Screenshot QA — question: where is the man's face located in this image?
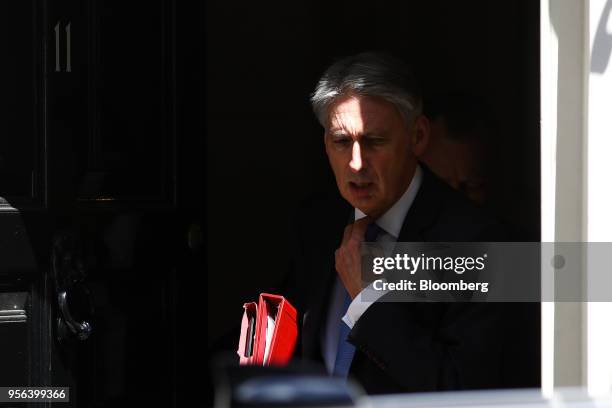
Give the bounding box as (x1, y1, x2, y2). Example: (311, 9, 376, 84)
(324, 94, 428, 218)
(421, 118, 488, 205)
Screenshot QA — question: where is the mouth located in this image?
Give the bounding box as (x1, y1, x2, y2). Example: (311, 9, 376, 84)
(348, 181, 374, 198)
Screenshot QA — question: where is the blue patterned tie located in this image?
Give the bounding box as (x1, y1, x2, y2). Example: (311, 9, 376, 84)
(333, 222, 382, 377)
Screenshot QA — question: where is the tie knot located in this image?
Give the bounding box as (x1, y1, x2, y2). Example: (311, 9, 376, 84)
(365, 222, 382, 242)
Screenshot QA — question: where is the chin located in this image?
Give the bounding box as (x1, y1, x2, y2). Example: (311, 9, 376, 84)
(349, 198, 379, 216)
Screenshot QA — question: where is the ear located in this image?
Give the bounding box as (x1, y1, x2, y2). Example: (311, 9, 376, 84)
(410, 115, 430, 157)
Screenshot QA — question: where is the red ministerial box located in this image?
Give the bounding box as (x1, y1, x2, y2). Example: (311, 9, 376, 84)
(237, 293, 298, 366)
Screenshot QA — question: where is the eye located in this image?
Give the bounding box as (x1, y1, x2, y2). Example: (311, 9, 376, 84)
(363, 137, 387, 146)
(332, 137, 351, 145)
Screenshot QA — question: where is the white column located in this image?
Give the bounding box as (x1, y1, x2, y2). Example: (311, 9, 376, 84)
(541, 0, 589, 394)
(540, 0, 558, 395)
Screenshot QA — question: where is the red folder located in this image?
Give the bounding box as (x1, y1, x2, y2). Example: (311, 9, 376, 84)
(237, 293, 298, 366)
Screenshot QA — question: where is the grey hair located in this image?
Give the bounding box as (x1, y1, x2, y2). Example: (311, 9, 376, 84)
(310, 52, 423, 127)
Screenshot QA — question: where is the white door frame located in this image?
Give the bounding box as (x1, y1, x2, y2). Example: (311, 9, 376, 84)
(541, 0, 612, 396)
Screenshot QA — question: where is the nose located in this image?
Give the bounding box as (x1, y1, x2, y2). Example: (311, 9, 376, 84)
(349, 141, 363, 172)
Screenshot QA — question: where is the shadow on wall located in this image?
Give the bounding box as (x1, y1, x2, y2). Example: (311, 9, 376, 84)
(591, 0, 612, 73)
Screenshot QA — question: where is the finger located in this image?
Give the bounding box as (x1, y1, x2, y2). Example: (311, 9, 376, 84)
(335, 249, 349, 280)
(350, 216, 371, 242)
(341, 223, 353, 246)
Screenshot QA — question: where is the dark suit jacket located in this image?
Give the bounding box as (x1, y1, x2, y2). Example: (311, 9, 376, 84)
(284, 165, 539, 394)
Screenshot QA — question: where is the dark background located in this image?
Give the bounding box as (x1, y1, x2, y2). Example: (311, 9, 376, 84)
(1, 0, 203, 406)
(0, 0, 539, 406)
(206, 0, 540, 351)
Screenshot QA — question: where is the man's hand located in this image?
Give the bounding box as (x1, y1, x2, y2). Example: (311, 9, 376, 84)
(335, 217, 372, 299)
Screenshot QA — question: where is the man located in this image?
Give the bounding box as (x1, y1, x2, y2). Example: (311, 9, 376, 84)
(284, 52, 538, 394)
(421, 91, 491, 205)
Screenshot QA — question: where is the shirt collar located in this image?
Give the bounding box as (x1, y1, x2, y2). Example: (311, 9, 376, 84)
(354, 164, 423, 238)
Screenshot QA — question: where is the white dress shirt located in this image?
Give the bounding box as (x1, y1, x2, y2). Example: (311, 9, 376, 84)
(321, 165, 423, 373)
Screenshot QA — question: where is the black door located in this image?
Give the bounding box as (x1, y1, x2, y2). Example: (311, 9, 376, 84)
(0, 1, 203, 406)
